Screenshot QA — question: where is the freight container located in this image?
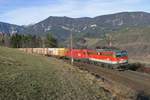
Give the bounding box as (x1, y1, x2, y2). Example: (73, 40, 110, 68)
(18, 48, 26, 52)
(33, 48, 48, 55)
(18, 48, 68, 57)
(48, 48, 68, 57)
(26, 48, 33, 54)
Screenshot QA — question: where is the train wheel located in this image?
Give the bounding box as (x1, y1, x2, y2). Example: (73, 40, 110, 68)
(101, 63, 104, 67)
(112, 64, 119, 69)
(106, 64, 113, 69)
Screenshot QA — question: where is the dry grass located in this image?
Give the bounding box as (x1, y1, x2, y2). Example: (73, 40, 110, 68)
(0, 47, 112, 100)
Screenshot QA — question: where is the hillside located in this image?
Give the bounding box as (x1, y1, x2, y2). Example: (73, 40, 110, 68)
(0, 47, 112, 100)
(111, 27, 150, 62)
(80, 26, 150, 64)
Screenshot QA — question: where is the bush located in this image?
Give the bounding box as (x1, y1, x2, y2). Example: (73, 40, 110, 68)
(128, 62, 145, 71)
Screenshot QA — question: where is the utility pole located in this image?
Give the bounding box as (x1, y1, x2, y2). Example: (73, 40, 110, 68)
(108, 35, 112, 47)
(70, 29, 74, 65)
(105, 34, 112, 47)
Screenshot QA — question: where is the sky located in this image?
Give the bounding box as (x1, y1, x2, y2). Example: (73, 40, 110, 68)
(0, 0, 150, 25)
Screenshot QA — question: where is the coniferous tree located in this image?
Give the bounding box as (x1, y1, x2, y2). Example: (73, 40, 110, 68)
(11, 34, 22, 48)
(45, 33, 57, 47)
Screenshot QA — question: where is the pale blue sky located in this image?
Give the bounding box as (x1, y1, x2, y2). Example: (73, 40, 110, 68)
(0, 0, 150, 25)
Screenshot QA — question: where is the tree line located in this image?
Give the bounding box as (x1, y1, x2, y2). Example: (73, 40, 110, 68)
(0, 33, 58, 48)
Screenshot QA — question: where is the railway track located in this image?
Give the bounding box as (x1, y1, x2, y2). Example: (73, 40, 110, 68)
(63, 59, 150, 99)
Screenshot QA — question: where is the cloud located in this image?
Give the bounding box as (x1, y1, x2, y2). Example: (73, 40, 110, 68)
(0, 0, 149, 25)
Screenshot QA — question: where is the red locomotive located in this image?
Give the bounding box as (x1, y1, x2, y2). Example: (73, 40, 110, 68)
(65, 48, 128, 69)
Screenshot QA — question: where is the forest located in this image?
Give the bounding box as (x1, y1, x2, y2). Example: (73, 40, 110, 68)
(0, 33, 58, 48)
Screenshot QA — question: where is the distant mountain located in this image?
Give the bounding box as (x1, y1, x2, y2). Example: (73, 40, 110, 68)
(1, 12, 150, 41)
(0, 22, 24, 34)
(19, 12, 150, 40)
(1, 12, 150, 37)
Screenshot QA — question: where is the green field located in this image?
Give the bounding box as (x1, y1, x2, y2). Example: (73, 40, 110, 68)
(0, 47, 111, 100)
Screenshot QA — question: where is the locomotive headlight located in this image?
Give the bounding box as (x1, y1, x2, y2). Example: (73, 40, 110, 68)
(107, 58, 110, 60)
(78, 53, 81, 56)
(119, 59, 127, 63)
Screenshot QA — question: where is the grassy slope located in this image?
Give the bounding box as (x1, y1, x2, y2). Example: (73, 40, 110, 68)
(0, 47, 111, 100)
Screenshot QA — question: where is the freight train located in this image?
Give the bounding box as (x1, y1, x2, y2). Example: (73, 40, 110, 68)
(18, 48, 128, 69)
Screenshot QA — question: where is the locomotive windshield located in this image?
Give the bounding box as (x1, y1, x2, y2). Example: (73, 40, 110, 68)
(116, 51, 127, 57)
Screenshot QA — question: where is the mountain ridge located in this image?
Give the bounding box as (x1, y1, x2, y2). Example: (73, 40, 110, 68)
(1, 11, 150, 41)
(1, 11, 150, 34)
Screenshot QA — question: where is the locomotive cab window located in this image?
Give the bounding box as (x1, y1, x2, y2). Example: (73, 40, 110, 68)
(116, 51, 127, 58)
